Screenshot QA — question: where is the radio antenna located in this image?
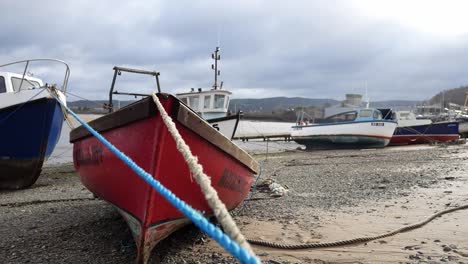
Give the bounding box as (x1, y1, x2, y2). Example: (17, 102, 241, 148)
(211, 46, 221, 90)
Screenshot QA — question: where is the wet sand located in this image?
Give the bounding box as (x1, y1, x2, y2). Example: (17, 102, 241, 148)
(1, 143, 467, 263)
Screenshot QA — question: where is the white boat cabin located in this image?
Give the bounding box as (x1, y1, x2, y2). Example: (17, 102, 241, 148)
(176, 88, 231, 120)
(0, 72, 43, 94)
(0, 72, 45, 108)
(392, 111, 431, 127)
(322, 108, 384, 123)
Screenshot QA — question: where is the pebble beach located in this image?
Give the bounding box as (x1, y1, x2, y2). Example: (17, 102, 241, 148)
(1, 138, 468, 263)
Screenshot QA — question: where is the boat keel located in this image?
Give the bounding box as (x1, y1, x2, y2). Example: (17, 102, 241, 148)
(0, 158, 44, 189)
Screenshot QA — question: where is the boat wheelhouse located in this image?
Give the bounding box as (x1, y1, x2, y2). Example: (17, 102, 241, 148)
(176, 47, 240, 140)
(176, 88, 231, 120)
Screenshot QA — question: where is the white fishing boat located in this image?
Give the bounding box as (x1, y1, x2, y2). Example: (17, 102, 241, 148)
(291, 108, 397, 149)
(176, 47, 240, 139)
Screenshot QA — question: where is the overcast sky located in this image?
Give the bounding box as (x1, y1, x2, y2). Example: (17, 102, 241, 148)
(1, 0, 468, 101)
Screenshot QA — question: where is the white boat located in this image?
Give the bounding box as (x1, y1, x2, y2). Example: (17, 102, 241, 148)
(459, 121, 468, 137)
(391, 111, 431, 127)
(291, 108, 397, 149)
(176, 47, 240, 139)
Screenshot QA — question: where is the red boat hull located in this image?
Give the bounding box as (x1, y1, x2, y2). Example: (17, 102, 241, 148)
(70, 94, 257, 263)
(390, 134, 460, 145)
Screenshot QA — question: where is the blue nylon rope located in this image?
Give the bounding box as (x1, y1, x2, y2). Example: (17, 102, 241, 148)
(53, 95, 259, 264)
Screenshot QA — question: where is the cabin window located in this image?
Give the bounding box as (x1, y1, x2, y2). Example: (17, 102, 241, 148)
(0, 76, 6, 93)
(188, 96, 199, 110)
(325, 111, 357, 123)
(11, 77, 40, 91)
(214, 94, 225, 109)
(373, 111, 382, 119)
(399, 112, 410, 119)
(204, 95, 211, 109)
(359, 109, 373, 117)
(180, 97, 188, 104)
(225, 96, 230, 108)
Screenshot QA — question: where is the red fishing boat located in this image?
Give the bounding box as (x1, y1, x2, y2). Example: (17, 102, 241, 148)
(69, 67, 258, 263)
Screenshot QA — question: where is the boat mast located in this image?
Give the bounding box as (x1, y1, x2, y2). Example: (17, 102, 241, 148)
(464, 92, 468, 113)
(365, 81, 370, 108)
(212, 47, 221, 90)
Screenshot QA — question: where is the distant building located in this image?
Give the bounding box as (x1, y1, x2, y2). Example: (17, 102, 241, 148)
(324, 94, 365, 118)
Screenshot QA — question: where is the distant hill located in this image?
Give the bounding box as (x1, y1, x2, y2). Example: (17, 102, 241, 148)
(429, 86, 468, 106)
(68, 97, 422, 114)
(229, 97, 421, 112)
(69, 100, 135, 109)
(229, 97, 339, 112)
(369, 100, 421, 108)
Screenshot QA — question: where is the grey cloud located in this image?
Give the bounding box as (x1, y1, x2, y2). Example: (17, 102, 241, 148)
(1, 0, 467, 101)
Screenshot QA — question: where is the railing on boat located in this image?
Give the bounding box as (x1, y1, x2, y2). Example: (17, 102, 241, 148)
(107, 66, 161, 113)
(0, 58, 71, 92)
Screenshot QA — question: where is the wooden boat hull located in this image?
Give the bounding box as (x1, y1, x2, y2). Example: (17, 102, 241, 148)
(291, 120, 397, 150)
(390, 121, 460, 145)
(70, 94, 257, 263)
(0, 97, 64, 189)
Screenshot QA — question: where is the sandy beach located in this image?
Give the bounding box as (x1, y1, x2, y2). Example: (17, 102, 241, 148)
(1, 143, 468, 263)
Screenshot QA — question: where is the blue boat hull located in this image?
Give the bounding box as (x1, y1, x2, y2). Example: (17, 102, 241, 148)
(0, 98, 64, 189)
(390, 122, 459, 145)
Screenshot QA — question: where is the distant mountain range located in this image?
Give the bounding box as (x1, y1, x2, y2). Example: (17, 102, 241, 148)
(429, 85, 468, 106)
(228, 97, 339, 112)
(228, 97, 421, 112)
(70, 85, 468, 114)
(69, 97, 422, 113)
(69, 100, 134, 112)
(368, 100, 422, 108)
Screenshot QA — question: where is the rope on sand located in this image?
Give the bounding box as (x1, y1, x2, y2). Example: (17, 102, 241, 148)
(247, 204, 468, 249)
(151, 93, 256, 256)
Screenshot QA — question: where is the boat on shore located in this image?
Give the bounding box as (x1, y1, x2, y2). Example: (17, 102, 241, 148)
(70, 66, 258, 263)
(176, 47, 240, 140)
(459, 120, 468, 138)
(378, 109, 460, 145)
(0, 59, 69, 189)
(291, 108, 397, 149)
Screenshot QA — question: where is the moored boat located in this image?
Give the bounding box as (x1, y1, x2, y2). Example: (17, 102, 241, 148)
(291, 108, 397, 149)
(391, 122, 460, 145)
(70, 66, 258, 263)
(459, 120, 468, 138)
(0, 59, 69, 189)
(378, 109, 460, 145)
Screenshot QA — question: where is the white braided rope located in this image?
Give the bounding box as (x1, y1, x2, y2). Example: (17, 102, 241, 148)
(152, 93, 256, 256)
